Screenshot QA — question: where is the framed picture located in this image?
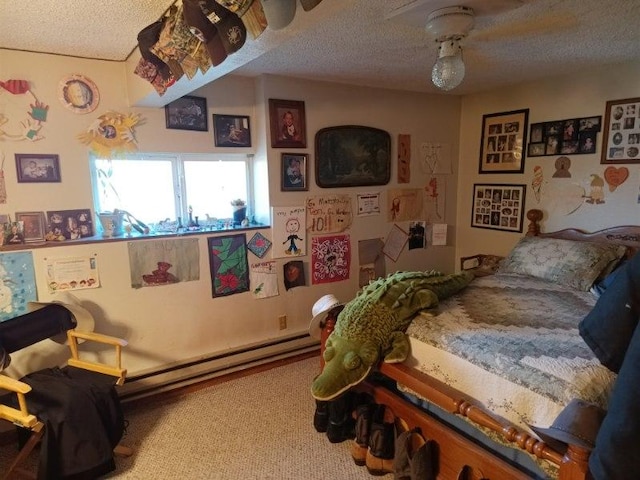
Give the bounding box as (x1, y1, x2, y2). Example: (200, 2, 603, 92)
(281, 153, 308, 191)
(479, 109, 529, 174)
(2, 221, 25, 245)
(45, 209, 93, 241)
(57, 74, 100, 114)
(15, 211, 46, 243)
(164, 95, 208, 131)
(471, 184, 526, 233)
(601, 97, 640, 164)
(528, 116, 601, 157)
(213, 114, 251, 147)
(268, 98, 306, 148)
(315, 125, 391, 188)
(15, 154, 61, 183)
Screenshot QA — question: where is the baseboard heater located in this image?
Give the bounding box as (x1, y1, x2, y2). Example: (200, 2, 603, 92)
(118, 333, 319, 403)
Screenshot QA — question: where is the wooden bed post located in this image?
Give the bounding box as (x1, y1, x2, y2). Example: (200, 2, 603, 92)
(526, 208, 543, 236)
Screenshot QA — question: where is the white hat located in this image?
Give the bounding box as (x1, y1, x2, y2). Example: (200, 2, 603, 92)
(309, 294, 343, 340)
(262, 0, 296, 30)
(28, 292, 95, 344)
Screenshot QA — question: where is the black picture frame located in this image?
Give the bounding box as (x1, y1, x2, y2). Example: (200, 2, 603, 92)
(471, 184, 527, 233)
(281, 153, 308, 191)
(528, 116, 601, 157)
(315, 125, 391, 188)
(268, 98, 307, 148)
(213, 114, 252, 147)
(15, 154, 61, 183)
(164, 95, 208, 131)
(479, 109, 529, 174)
(601, 97, 640, 164)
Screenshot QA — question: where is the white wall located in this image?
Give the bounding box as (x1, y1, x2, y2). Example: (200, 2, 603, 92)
(0, 49, 460, 378)
(456, 62, 640, 260)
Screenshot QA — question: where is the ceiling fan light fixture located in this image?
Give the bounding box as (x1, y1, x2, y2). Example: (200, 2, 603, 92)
(431, 39, 465, 91)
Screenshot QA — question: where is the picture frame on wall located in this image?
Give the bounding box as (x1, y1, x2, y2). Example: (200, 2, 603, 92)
(268, 98, 307, 148)
(527, 116, 601, 157)
(164, 95, 208, 132)
(471, 184, 527, 233)
(281, 153, 308, 191)
(212, 114, 251, 147)
(601, 97, 640, 164)
(15, 211, 46, 243)
(15, 154, 61, 183)
(479, 109, 529, 174)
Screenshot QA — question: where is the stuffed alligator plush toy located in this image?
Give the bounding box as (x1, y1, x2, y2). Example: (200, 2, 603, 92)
(311, 270, 474, 401)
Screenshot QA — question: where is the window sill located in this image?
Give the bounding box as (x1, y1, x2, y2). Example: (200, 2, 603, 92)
(0, 223, 270, 252)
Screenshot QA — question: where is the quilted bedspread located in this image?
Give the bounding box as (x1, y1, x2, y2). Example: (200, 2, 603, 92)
(402, 272, 616, 434)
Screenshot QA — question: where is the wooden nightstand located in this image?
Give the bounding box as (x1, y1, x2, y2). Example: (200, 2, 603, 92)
(460, 254, 504, 277)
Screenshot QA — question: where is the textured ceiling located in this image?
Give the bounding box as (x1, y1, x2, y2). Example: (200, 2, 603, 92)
(1, 0, 639, 96)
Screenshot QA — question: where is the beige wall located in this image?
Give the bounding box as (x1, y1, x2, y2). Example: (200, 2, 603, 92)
(456, 63, 640, 260)
(0, 49, 460, 378)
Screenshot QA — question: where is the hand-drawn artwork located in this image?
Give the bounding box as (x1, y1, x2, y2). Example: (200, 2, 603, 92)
(283, 260, 305, 290)
(128, 238, 200, 289)
(0, 251, 36, 321)
(77, 111, 142, 157)
(358, 239, 385, 287)
(585, 174, 606, 204)
(408, 221, 426, 250)
(250, 260, 278, 299)
(356, 193, 381, 216)
(544, 183, 585, 216)
(424, 176, 445, 222)
(208, 234, 249, 297)
(552, 156, 571, 178)
(306, 195, 352, 234)
(531, 165, 544, 203)
(603, 166, 629, 192)
(420, 142, 452, 174)
(382, 224, 408, 262)
(271, 206, 306, 259)
(2, 222, 25, 246)
(398, 134, 411, 183)
(311, 234, 351, 285)
(387, 188, 423, 222)
(247, 232, 272, 258)
(44, 255, 100, 293)
(0, 79, 49, 142)
(45, 209, 93, 241)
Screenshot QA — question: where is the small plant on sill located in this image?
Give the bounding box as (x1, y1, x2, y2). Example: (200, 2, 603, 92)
(230, 199, 246, 207)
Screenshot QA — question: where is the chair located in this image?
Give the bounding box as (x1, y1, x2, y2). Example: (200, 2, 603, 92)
(0, 302, 131, 479)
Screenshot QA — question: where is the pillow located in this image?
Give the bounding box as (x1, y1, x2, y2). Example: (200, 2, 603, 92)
(579, 252, 640, 373)
(497, 236, 627, 291)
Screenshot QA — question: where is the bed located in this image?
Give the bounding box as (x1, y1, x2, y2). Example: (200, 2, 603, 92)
(318, 209, 640, 480)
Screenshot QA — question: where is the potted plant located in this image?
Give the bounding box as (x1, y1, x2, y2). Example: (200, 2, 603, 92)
(230, 199, 247, 225)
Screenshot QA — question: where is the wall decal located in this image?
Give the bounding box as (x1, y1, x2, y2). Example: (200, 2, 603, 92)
(0, 79, 48, 141)
(77, 111, 142, 157)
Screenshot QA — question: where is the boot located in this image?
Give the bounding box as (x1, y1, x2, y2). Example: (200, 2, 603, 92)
(313, 400, 329, 433)
(365, 404, 395, 475)
(394, 427, 435, 480)
(350, 398, 375, 465)
(326, 392, 355, 443)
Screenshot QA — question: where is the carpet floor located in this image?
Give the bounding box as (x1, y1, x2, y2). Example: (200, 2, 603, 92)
(0, 356, 392, 479)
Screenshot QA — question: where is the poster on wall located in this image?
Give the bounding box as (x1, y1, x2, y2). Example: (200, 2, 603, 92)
(44, 254, 100, 293)
(271, 206, 306, 259)
(306, 194, 352, 234)
(128, 238, 200, 289)
(311, 234, 351, 285)
(208, 234, 249, 297)
(0, 251, 36, 321)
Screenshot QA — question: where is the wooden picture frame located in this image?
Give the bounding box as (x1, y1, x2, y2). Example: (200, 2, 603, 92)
(479, 109, 529, 174)
(471, 184, 526, 233)
(15, 211, 46, 243)
(268, 99, 306, 148)
(15, 154, 61, 183)
(601, 97, 640, 164)
(281, 153, 308, 191)
(213, 114, 251, 147)
(315, 125, 391, 188)
(165, 95, 208, 132)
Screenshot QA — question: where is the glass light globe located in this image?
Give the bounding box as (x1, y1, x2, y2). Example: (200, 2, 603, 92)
(431, 40, 465, 91)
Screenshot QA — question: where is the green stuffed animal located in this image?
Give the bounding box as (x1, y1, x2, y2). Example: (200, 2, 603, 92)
(311, 270, 473, 400)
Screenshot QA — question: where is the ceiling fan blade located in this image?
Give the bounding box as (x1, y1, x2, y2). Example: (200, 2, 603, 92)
(472, 11, 578, 41)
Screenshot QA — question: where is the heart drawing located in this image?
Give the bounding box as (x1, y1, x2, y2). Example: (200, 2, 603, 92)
(604, 166, 629, 192)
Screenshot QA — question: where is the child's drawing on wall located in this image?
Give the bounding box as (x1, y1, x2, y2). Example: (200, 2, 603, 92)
(271, 206, 306, 259)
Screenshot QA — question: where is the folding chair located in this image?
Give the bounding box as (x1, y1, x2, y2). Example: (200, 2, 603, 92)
(0, 303, 132, 479)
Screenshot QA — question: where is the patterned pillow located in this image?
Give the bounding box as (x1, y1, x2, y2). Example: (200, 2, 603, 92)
(498, 236, 628, 291)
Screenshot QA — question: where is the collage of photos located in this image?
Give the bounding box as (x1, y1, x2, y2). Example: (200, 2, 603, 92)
(528, 115, 601, 157)
(602, 98, 640, 163)
(45, 209, 94, 241)
(471, 184, 526, 233)
(479, 109, 528, 174)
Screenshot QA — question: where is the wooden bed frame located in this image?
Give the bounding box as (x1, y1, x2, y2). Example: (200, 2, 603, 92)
(319, 209, 640, 480)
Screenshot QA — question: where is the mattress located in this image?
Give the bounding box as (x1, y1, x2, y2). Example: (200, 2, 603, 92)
(401, 273, 616, 438)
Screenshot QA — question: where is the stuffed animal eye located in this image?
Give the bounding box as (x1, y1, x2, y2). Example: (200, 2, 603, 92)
(343, 351, 361, 370)
(323, 346, 335, 362)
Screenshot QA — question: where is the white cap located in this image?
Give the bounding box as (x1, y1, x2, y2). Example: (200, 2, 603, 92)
(308, 294, 342, 340)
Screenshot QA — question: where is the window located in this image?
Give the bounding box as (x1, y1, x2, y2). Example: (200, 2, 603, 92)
(91, 153, 252, 228)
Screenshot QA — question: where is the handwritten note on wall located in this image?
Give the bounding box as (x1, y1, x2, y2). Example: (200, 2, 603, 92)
(306, 194, 353, 234)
